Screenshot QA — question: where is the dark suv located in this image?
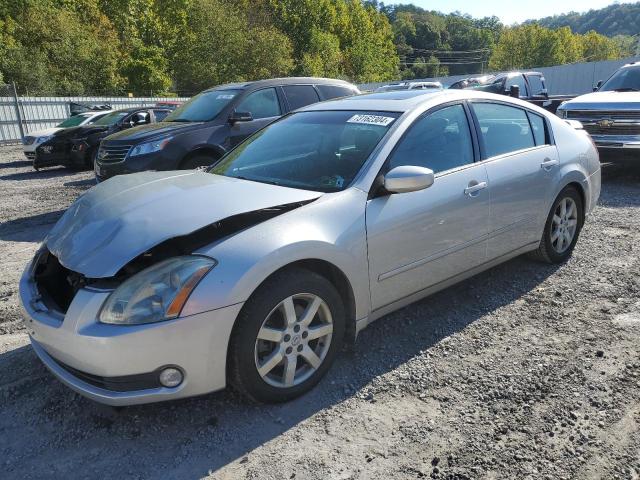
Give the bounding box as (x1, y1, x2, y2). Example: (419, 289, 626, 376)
(35, 107, 171, 170)
(95, 77, 360, 181)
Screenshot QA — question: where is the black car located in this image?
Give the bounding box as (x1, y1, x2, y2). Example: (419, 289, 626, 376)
(95, 77, 360, 181)
(35, 107, 172, 170)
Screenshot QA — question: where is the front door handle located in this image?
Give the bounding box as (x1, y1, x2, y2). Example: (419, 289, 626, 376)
(464, 181, 487, 196)
(541, 158, 559, 170)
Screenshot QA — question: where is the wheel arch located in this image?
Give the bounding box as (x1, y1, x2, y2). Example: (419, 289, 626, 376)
(235, 258, 358, 346)
(179, 145, 225, 168)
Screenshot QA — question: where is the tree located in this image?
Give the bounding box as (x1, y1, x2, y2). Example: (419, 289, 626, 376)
(0, 3, 123, 94)
(172, 0, 294, 93)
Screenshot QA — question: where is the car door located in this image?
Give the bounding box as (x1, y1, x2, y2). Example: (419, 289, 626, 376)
(366, 103, 491, 310)
(228, 87, 283, 148)
(470, 101, 559, 259)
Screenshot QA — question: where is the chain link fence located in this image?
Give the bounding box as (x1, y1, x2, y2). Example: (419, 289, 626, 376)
(0, 83, 190, 145)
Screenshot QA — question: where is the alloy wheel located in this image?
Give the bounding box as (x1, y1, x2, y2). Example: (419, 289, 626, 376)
(551, 197, 578, 254)
(254, 293, 333, 388)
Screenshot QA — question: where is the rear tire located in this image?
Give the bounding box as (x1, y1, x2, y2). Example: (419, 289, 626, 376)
(530, 186, 583, 264)
(228, 268, 345, 403)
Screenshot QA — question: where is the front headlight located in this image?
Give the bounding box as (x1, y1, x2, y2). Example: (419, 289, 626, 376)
(557, 103, 568, 119)
(36, 135, 52, 144)
(128, 137, 172, 157)
(99, 256, 216, 325)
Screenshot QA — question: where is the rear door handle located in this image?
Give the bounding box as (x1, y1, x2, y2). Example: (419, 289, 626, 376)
(541, 158, 559, 170)
(464, 181, 487, 196)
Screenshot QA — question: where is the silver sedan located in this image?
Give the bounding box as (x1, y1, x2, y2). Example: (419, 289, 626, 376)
(19, 90, 601, 405)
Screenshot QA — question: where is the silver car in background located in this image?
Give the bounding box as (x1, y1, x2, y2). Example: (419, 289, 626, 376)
(19, 90, 601, 405)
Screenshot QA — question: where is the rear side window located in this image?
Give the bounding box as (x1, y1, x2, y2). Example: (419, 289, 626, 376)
(317, 85, 356, 100)
(283, 85, 320, 110)
(472, 103, 535, 158)
(527, 112, 548, 146)
(527, 75, 546, 96)
(388, 104, 474, 174)
(237, 88, 281, 119)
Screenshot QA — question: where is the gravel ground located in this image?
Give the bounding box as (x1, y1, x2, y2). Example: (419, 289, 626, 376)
(0, 144, 639, 480)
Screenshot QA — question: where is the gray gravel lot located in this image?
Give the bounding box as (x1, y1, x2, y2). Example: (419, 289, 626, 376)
(0, 144, 639, 480)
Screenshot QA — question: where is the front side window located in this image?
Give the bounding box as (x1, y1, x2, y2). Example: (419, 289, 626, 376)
(210, 110, 398, 192)
(600, 66, 640, 92)
(164, 89, 241, 122)
(388, 104, 474, 174)
(283, 85, 320, 110)
(236, 88, 281, 119)
(506, 75, 529, 97)
(472, 103, 535, 158)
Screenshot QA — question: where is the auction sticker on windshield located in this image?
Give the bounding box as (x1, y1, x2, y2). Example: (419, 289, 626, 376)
(216, 94, 236, 100)
(347, 114, 395, 126)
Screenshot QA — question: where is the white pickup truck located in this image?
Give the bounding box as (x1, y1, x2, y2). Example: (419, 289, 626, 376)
(557, 62, 640, 152)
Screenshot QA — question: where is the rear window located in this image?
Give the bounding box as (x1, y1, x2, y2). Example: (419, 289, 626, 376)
(317, 85, 356, 100)
(472, 103, 535, 158)
(283, 85, 320, 110)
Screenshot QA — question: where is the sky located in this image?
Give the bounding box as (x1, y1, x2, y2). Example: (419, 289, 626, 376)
(397, 0, 629, 25)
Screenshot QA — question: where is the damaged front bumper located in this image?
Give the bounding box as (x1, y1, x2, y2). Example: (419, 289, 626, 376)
(19, 263, 242, 406)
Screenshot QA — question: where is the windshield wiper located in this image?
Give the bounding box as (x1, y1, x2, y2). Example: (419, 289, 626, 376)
(234, 175, 281, 186)
(612, 87, 639, 92)
(166, 118, 193, 122)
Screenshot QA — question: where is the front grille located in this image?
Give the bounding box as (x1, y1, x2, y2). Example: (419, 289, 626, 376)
(583, 123, 640, 136)
(24, 152, 36, 160)
(32, 249, 85, 313)
(567, 110, 640, 120)
(98, 143, 133, 163)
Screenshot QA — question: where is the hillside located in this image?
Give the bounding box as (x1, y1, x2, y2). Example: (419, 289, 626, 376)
(531, 2, 640, 36)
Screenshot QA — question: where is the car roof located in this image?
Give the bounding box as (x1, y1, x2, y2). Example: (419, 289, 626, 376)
(299, 89, 546, 115)
(204, 77, 357, 92)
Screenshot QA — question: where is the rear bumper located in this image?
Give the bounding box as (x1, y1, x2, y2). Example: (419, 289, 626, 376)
(19, 264, 243, 406)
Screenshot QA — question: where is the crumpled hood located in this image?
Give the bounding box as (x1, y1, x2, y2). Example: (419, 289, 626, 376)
(562, 91, 640, 110)
(46, 171, 323, 278)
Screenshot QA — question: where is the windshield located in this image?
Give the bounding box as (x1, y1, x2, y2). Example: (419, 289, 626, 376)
(164, 89, 241, 122)
(600, 66, 640, 92)
(209, 110, 399, 192)
(57, 114, 92, 128)
(92, 111, 129, 126)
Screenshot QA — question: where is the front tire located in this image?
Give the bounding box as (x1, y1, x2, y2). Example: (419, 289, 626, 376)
(180, 154, 216, 170)
(228, 268, 345, 403)
(531, 186, 583, 263)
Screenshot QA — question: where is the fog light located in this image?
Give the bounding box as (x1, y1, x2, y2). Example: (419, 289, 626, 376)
(159, 367, 183, 388)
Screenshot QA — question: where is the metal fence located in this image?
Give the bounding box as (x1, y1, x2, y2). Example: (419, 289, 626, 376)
(0, 83, 190, 145)
(358, 56, 640, 95)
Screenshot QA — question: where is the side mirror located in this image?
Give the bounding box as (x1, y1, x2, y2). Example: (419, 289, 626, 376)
(228, 111, 253, 125)
(383, 166, 434, 194)
(594, 80, 603, 92)
(509, 85, 520, 98)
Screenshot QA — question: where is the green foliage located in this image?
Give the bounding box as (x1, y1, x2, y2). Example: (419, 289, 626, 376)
(380, 5, 501, 78)
(489, 24, 622, 70)
(532, 2, 640, 36)
(0, 2, 124, 94)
